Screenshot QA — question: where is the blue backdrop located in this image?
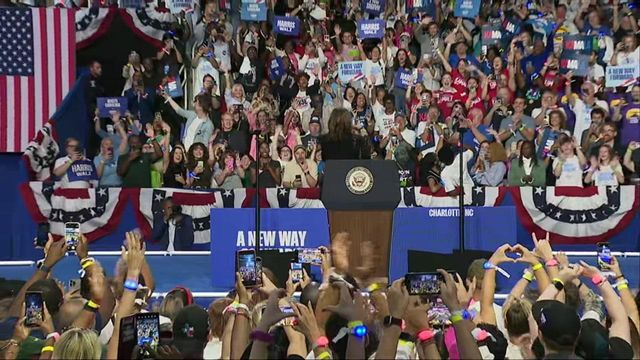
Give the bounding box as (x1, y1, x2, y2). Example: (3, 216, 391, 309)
(209, 208, 330, 289)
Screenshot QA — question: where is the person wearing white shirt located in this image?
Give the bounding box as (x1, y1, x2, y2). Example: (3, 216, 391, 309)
(380, 114, 415, 152)
(374, 95, 396, 138)
(610, 35, 639, 65)
(361, 46, 386, 86)
(584, 145, 625, 186)
(553, 136, 587, 187)
(298, 42, 327, 85)
(439, 146, 474, 195)
(564, 78, 609, 141)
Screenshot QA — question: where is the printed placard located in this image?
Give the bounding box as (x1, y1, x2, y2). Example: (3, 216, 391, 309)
(97, 97, 128, 118)
(357, 19, 385, 39)
(166, 0, 193, 13)
(362, 0, 385, 15)
(559, 53, 589, 77)
(454, 0, 480, 18)
(270, 57, 286, 80)
(273, 16, 301, 36)
(606, 64, 639, 88)
(338, 61, 364, 83)
(394, 68, 416, 90)
(562, 35, 596, 55)
(66, 159, 98, 182)
(240, 2, 267, 21)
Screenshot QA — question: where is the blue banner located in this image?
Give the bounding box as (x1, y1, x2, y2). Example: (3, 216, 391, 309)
(241, 2, 267, 21)
(210, 208, 330, 289)
(363, 0, 384, 14)
(66, 159, 98, 182)
(97, 97, 128, 118)
(562, 35, 596, 55)
(166, 0, 193, 13)
(165, 76, 183, 98)
(454, 0, 480, 18)
(481, 25, 503, 46)
(388, 207, 516, 283)
(394, 68, 418, 90)
(357, 19, 385, 39)
(273, 16, 300, 36)
(501, 17, 521, 37)
(337, 61, 364, 82)
(559, 53, 589, 77)
(411, 0, 435, 14)
(269, 57, 286, 80)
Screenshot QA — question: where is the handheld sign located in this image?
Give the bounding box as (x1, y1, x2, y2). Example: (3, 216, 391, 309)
(362, 0, 385, 15)
(394, 68, 416, 90)
(338, 61, 364, 83)
(97, 97, 128, 118)
(166, 0, 193, 13)
(273, 16, 301, 36)
(357, 19, 385, 39)
(67, 159, 98, 182)
(559, 53, 589, 77)
(606, 64, 639, 88)
(241, 2, 267, 21)
(165, 76, 183, 98)
(270, 57, 286, 80)
(562, 35, 596, 55)
(454, 0, 480, 18)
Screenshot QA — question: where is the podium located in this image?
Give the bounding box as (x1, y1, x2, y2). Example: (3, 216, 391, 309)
(322, 160, 400, 278)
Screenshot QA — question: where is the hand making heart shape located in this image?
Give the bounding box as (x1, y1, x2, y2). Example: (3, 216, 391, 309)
(489, 243, 519, 265)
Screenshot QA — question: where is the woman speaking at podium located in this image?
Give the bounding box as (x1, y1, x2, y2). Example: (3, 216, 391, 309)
(320, 108, 372, 160)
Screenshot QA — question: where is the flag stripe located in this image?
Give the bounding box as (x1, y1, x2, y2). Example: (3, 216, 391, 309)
(52, 9, 62, 119)
(0, 8, 74, 152)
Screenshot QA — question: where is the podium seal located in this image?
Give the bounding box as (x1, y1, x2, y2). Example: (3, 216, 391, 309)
(345, 166, 374, 195)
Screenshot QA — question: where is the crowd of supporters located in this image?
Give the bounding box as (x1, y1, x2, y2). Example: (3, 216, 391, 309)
(49, 0, 640, 191)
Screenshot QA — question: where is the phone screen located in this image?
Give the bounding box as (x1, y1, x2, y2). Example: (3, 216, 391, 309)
(237, 250, 257, 287)
(136, 312, 160, 351)
(25, 292, 44, 327)
(597, 242, 612, 270)
(65, 222, 80, 252)
(298, 248, 322, 265)
(290, 262, 303, 283)
(225, 158, 235, 171)
(404, 272, 444, 296)
(427, 299, 451, 328)
(197, 160, 204, 168)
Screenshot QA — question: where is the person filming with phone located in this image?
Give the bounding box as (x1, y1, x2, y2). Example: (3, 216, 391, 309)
(53, 137, 98, 189)
(282, 145, 318, 188)
(151, 197, 194, 252)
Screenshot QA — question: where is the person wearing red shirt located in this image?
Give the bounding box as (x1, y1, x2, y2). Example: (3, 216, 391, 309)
(465, 77, 486, 113)
(434, 73, 463, 119)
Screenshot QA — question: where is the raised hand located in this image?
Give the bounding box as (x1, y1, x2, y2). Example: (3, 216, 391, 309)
(324, 282, 366, 322)
(437, 269, 462, 311)
(489, 243, 517, 265)
(292, 301, 322, 341)
(76, 233, 89, 260)
(122, 231, 145, 275)
(387, 279, 410, 319)
(532, 232, 553, 262)
(512, 244, 539, 265)
(257, 290, 296, 332)
(235, 272, 250, 305)
(455, 273, 475, 306)
(557, 263, 583, 284)
(44, 236, 68, 268)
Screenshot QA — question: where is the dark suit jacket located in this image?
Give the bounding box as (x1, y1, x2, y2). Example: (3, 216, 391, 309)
(152, 213, 194, 251)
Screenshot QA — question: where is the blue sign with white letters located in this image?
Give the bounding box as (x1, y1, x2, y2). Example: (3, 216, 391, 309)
(273, 16, 301, 36)
(240, 2, 267, 21)
(210, 208, 330, 289)
(66, 159, 98, 182)
(357, 19, 385, 39)
(363, 0, 384, 15)
(97, 97, 128, 118)
(454, 0, 480, 18)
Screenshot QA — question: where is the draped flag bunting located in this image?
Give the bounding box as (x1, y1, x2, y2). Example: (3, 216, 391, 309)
(19, 183, 640, 245)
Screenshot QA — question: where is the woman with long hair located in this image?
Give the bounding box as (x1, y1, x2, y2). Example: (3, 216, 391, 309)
(553, 135, 587, 187)
(163, 144, 187, 188)
(585, 145, 625, 186)
(392, 48, 413, 114)
(472, 141, 508, 186)
(320, 108, 372, 160)
(52, 328, 101, 359)
(536, 110, 569, 160)
(213, 150, 244, 189)
(352, 92, 373, 137)
(508, 140, 546, 186)
(186, 142, 213, 189)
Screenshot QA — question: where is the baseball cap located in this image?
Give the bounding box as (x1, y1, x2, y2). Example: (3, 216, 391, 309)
(532, 300, 581, 347)
(309, 116, 321, 125)
(172, 305, 209, 356)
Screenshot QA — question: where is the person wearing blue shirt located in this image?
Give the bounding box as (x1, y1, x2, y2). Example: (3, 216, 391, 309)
(520, 33, 553, 86)
(94, 137, 124, 187)
(448, 41, 482, 69)
(94, 111, 129, 157)
(461, 108, 495, 151)
(125, 72, 156, 125)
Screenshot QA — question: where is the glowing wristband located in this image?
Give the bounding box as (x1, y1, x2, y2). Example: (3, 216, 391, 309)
(483, 261, 511, 278)
(348, 321, 367, 337)
(80, 257, 95, 265)
(545, 258, 558, 267)
(318, 351, 332, 359)
(46, 332, 60, 342)
(617, 283, 629, 290)
(532, 263, 543, 271)
(235, 303, 250, 313)
(41, 346, 54, 353)
(591, 274, 606, 286)
(450, 314, 463, 323)
(124, 279, 138, 292)
(522, 271, 534, 282)
(417, 329, 436, 343)
(81, 261, 95, 270)
(86, 299, 100, 309)
(366, 283, 380, 293)
(314, 336, 329, 350)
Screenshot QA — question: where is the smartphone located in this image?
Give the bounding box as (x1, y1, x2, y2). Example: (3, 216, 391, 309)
(404, 272, 445, 296)
(237, 250, 258, 287)
(33, 222, 50, 248)
(24, 291, 44, 327)
(225, 157, 235, 171)
(428, 299, 451, 328)
(597, 242, 612, 270)
(106, 124, 115, 134)
(197, 160, 204, 168)
(298, 248, 322, 265)
(295, 174, 302, 182)
(136, 312, 160, 350)
(290, 262, 303, 283)
(118, 312, 160, 359)
(277, 305, 297, 326)
(64, 222, 80, 252)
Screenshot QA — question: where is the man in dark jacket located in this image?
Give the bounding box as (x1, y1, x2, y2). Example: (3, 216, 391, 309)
(152, 197, 194, 251)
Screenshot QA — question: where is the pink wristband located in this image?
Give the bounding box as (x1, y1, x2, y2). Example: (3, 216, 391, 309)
(545, 258, 558, 267)
(591, 274, 605, 286)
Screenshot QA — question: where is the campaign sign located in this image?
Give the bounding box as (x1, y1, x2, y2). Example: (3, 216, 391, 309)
(338, 61, 364, 82)
(394, 68, 417, 90)
(388, 207, 516, 282)
(363, 0, 384, 14)
(210, 208, 330, 289)
(562, 35, 595, 55)
(357, 19, 385, 39)
(481, 25, 503, 46)
(270, 57, 286, 80)
(240, 2, 267, 21)
(606, 64, 639, 88)
(453, 0, 480, 19)
(411, 0, 435, 14)
(66, 159, 98, 182)
(559, 53, 589, 77)
(119, 0, 143, 8)
(167, 0, 193, 13)
(165, 76, 183, 98)
(501, 17, 521, 36)
(273, 16, 300, 36)
(97, 97, 128, 118)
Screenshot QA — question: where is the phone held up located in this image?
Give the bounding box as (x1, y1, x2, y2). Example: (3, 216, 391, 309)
(65, 222, 80, 253)
(118, 312, 160, 359)
(290, 262, 303, 283)
(597, 242, 613, 270)
(237, 249, 259, 288)
(25, 291, 44, 327)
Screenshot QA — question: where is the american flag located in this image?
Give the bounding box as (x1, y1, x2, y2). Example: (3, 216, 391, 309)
(0, 8, 75, 153)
